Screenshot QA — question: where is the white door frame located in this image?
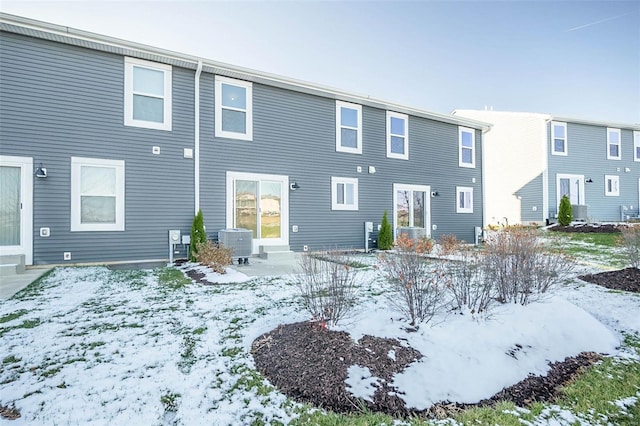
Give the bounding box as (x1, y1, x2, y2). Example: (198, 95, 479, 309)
(556, 174, 585, 207)
(392, 183, 431, 238)
(0, 156, 33, 265)
(226, 171, 289, 254)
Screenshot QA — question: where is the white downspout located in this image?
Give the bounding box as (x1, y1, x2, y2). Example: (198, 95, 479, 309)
(542, 117, 550, 224)
(194, 60, 203, 214)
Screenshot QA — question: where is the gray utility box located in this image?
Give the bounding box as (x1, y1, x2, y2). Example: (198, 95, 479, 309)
(571, 205, 588, 222)
(397, 227, 427, 240)
(218, 228, 252, 258)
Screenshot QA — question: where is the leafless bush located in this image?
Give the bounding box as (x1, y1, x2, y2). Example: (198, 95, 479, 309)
(483, 226, 574, 305)
(377, 234, 447, 326)
(296, 250, 360, 326)
(447, 247, 494, 314)
(619, 225, 640, 269)
(438, 234, 464, 256)
(193, 240, 233, 274)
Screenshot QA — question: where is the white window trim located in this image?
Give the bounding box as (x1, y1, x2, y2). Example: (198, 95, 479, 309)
(386, 111, 409, 160)
(605, 175, 620, 197)
(331, 177, 358, 210)
(335, 101, 362, 154)
(456, 186, 474, 213)
(71, 157, 125, 232)
(124, 57, 172, 131)
(634, 131, 640, 162)
(458, 126, 476, 168)
(607, 128, 621, 160)
(551, 121, 568, 156)
(215, 76, 253, 141)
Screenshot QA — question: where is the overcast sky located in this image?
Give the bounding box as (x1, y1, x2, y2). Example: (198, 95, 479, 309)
(2, 0, 639, 124)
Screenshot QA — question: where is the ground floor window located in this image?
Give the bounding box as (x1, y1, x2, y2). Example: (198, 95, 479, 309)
(456, 187, 473, 213)
(331, 177, 358, 210)
(605, 175, 619, 197)
(71, 157, 125, 231)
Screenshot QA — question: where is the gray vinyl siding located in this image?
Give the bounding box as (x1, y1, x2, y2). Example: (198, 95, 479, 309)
(0, 32, 195, 264)
(2, 29, 484, 265)
(547, 122, 640, 221)
(199, 79, 483, 249)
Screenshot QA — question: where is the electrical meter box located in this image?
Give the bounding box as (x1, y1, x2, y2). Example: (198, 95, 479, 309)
(169, 230, 181, 244)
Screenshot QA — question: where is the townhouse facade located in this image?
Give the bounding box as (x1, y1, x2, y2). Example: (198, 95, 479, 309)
(453, 110, 640, 226)
(0, 14, 489, 266)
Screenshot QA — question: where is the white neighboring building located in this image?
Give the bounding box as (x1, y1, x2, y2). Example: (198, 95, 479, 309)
(453, 110, 640, 226)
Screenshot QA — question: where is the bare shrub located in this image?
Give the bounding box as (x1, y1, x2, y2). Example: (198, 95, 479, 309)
(619, 225, 640, 269)
(296, 250, 360, 326)
(193, 240, 233, 274)
(438, 234, 464, 256)
(483, 226, 574, 305)
(377, 234, 447, 326)
(447, 247, 494, 314)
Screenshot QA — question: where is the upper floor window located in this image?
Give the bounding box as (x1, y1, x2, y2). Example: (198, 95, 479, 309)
(551, 121, 567, 156)
(386, 112, 409, 160)
(607, 128, 621, 160)
(459, 127, 476, 168)
(336, 101, 362, 154)
(634, 131, 640, 162)
(71, 157, 125, 232)
(215, 76, 253, 141)
(331, 177, 358, 210)
(124, 57, 172, 131)
(456, 186, 474, 213)
(605, 175, 619, 196)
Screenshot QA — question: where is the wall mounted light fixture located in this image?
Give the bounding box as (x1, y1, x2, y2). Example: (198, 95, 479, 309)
(585, 178, 593, 183)
(431, 191, 439, 197)
(290, 181, 300, 191)
(35, 163, 47, 178)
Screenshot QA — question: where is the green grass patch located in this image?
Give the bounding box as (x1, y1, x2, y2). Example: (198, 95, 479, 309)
(2, 355, 21, 364)
(564, 232, 621, 248)
(0, 309, 29, 324)
(193, 326, 207, 335)
(0, 318, 42, 338)
(156, 267, 191, 290)
(222, 347, 242, 358)
(557, 355, 640, 423)
(160, 392, 181, 411)
(229, 369, 273, 397)
(291, 408, 399, 426)
(548, 232, 627, 268)
(41, 367, 61, 378)
(12, 268, 56, 300)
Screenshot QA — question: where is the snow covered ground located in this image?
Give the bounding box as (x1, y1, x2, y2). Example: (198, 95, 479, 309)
(1, 254, 639, 425)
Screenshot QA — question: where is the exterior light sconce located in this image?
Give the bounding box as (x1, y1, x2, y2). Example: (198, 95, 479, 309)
(290, 181, 300, 191)
(35, 163, 47, 178)
(585, 178, 593, 183)
(431, 191, 439, 197)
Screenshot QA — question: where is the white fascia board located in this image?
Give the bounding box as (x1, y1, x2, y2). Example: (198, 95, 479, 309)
(551, 116, 640, 131)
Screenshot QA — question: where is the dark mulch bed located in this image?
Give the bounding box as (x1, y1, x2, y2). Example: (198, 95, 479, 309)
(252, 322, 601, 419)
(549, 223, 623, 233)
(579, 268, 640, 293)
